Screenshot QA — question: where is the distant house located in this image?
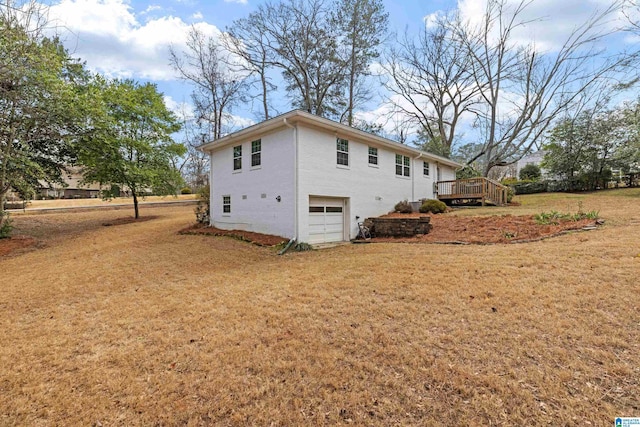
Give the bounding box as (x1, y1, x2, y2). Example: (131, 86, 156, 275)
(38, 167, 102, 199)
(199, 110, 460, 244)
(516, 151, 547, 178)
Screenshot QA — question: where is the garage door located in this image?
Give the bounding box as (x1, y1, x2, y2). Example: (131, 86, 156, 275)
(308, 197, 345, 244)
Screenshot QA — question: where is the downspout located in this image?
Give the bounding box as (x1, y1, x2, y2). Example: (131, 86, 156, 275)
(279, 117, 298, 255)
(209, 151, 214, 226)
(412, 152, 423, 202)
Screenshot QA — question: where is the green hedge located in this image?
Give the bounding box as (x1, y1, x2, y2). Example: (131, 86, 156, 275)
(510, 181, 548, 195)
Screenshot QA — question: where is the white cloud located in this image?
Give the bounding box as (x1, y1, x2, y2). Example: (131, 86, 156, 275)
(142, 4, 162, 14)
(455, 0, 625, 52)
(163, 95, 194, 118)
(224, 0, 248, 4)
(191, 11, 203, 20)
(43, 0, 223, 81)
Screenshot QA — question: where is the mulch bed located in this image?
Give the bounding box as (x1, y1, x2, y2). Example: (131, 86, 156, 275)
(179, 223, 288, 247)
(376, 212, 599, 244)
(0, 235, 38, 257)
(102, 215, 159, 226)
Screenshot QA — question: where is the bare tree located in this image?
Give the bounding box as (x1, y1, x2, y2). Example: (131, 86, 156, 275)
(225, 16, 276, 121)
(170, 27, 246, 140)
(383, 11, 482, 156)
(335, 0, 388, 125)
(241, 0, 348, 118)
(459, 0, 630, 175)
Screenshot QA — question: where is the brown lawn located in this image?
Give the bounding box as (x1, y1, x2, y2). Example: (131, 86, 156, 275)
(1, 189, 639, 425)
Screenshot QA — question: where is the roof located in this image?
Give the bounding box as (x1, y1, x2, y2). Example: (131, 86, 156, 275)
(198, 110, 462, 168)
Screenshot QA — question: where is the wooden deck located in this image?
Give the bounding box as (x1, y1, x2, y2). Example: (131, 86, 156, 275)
(436, 177, 509, 206)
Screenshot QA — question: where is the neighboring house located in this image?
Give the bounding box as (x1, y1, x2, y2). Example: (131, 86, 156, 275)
(199, 110, 460, 245)
(38, 167, 102, 199)
(516, 150, 547, 179)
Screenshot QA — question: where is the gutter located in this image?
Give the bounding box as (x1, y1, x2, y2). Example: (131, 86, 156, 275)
(412, 152, 423, 202)
(280, 117, 298, 255)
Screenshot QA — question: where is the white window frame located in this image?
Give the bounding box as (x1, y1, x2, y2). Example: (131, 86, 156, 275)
(233, 145, 242, 171)
(368, 146, 378, 166)
(251, 139, 261, 168)
(396, 154, 410, 177)
(423, 161, 430, 177)
(337, 138, 349, 167)
(222, 195, 231, 214)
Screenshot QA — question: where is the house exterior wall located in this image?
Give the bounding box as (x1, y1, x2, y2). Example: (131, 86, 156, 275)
(209, 127, 296, 238)
(204, 111, 459, 243)
(295, 125, 453, 241)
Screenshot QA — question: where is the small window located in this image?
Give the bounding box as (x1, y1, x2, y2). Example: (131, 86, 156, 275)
(309, 206, 324, 213)
(326, 206, 343, 213)
(368, 147, 378, 165)
(233, 145, 242, 170)
(337, 138, 349, 166)
(251, 139, 261, 167)
(396, 154, 410, 177)
(222, 195, 231, 213)
(423, 161, 430, 176)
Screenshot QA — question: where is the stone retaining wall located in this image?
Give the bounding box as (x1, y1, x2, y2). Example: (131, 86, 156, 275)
(364, 216, 432, 238)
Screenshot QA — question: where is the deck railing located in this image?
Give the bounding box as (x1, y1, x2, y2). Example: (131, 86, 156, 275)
(436, 177, 508, 206)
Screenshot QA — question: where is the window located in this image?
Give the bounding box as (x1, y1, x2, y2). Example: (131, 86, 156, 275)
(396, 154, 410, 177)
(222, 195, 231, 213)
(251, 139, 261, 167)
(368, 147, 378, 165)
(423, 161, 430, 176)
(337, 138, 349, 166)
(233, 145, 242, 170)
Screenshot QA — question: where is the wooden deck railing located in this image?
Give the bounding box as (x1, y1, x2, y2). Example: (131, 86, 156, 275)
(436, 177, 508, 206)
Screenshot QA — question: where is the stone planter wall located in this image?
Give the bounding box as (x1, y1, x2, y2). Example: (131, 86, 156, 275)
(364, 216, 432, 238)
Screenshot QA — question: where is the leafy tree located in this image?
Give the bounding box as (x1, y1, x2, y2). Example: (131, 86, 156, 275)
(79, 79, 185, 219)
(542, 107, 628, 191)
(519, 164, 541, 181)
(1, 0, 91, 235)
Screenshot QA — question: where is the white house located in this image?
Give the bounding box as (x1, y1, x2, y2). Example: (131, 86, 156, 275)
(199, 110, 460, 245)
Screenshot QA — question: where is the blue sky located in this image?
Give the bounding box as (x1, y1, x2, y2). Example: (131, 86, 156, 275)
(38, 0, 634, 138)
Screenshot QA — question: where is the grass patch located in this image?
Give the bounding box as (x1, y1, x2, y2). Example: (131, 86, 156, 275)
(1, 195, 640, 425)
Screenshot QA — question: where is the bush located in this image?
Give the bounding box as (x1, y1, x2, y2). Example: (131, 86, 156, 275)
(0, 211, 12, 239)
(519, 164, 542, 181)
(419, 199, 447, 214)
(506, 187, 515, 203)
(194, 185, 210, 224)
(456, 166, 482, 180)
(394, 199, 413, 214)
(181, 187, 192, 195)
(501, 177, 519, 186)
(511, 181, 547, 195)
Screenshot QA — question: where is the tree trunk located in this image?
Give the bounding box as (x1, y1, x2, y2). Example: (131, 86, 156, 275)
(132, 191, 139, 219)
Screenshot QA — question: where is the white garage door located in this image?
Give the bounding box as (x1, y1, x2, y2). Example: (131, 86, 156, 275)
(308, 197, 345, 244)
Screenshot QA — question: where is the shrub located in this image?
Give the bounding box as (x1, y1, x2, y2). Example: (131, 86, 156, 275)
(511, 181, 547, 195)
(181, 187, 192, 195)
(0, 211, 12, 239)
(394, 199, 413, 214)
(194, 185, 210, 224)
(501, 177, 519, 186)
(519, 164, 542, 181)
(506, 187, 515, 203)
(456, 166, 482, 180)
(419, 199, 447, 214)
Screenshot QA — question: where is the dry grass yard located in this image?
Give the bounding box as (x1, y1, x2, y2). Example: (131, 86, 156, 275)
(1, 189, 639, 425)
